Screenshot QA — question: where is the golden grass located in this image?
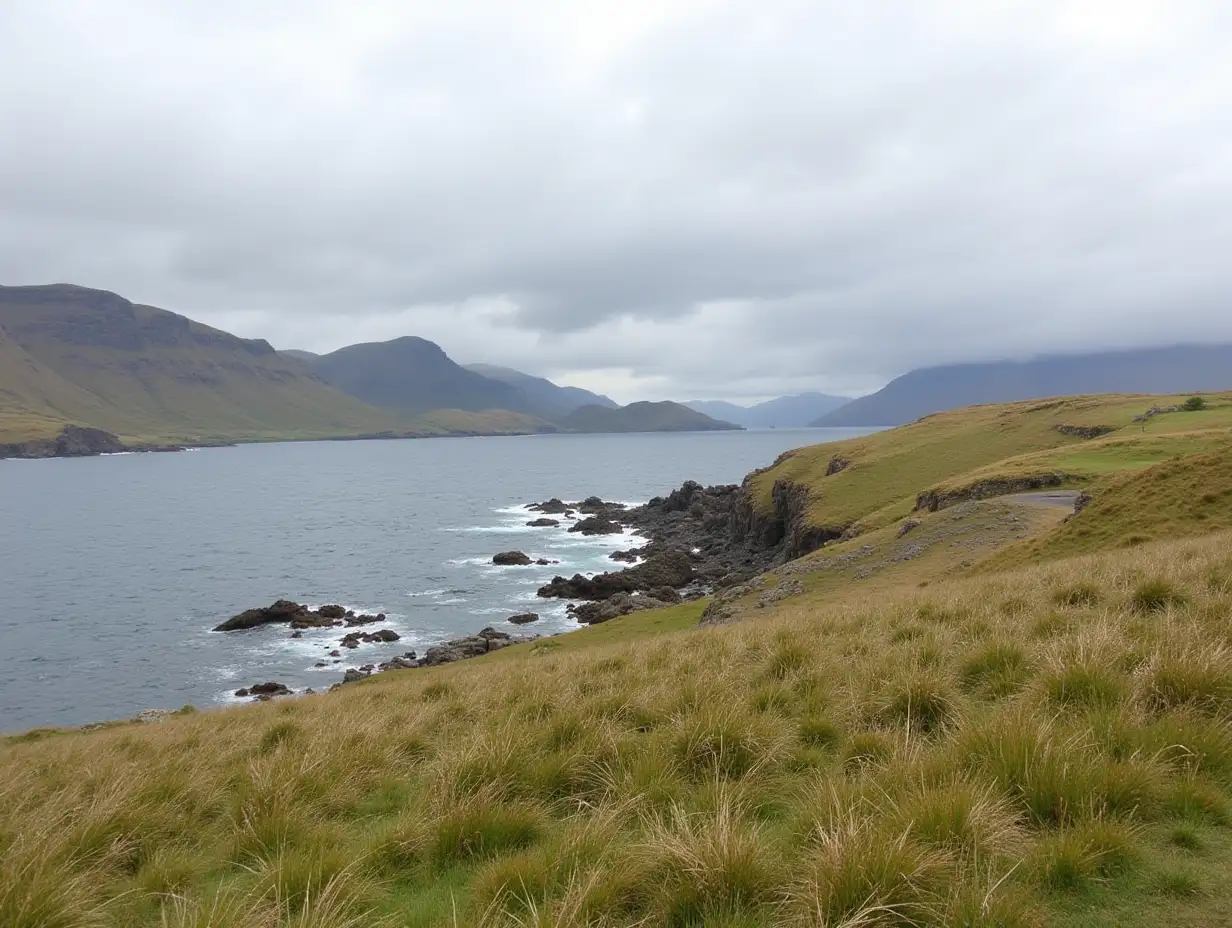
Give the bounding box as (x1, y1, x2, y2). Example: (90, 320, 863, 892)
(6, 532, 1232, 926)
(747, 392, 1232, 532)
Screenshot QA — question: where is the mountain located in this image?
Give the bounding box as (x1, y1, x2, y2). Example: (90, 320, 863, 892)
(310, 337, 544, 418)
(0, 284, 401, 443)
(686, 392, 851, 428)
(561, 401, 741, 433)
(280, 349, 320, 363)
(464, 363, 618, 416)
(814, 345, 1232, 427)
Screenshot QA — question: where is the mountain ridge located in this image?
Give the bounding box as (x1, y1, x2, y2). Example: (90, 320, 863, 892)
(686, 392, 851, 428)
(814, 344, 1232, 426)
(561, 401, 742, 433)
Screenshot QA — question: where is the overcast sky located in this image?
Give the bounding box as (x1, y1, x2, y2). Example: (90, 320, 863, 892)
(3, 1, 1231, 403)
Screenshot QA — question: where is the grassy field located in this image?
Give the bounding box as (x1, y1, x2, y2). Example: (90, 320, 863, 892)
(983, 439, 1232, 571)
(4, 533, 1232, 926)
(748, 393, 1232, 533)
(5, 391, 1232, 927)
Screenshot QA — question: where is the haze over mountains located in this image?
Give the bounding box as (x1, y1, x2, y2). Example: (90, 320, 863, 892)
(814, 345, 1232, 427)
(686, 393, 851, 429)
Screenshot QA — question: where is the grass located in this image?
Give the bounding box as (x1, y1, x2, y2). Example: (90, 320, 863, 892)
(745, 392, 1232, 532)
(5, 391, 1232, 925)
(6, 532, 1232, 925)
(985, 439, 1232, 569)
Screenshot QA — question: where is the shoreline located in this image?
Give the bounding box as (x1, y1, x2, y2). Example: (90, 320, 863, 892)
(0, 422, 846, 463)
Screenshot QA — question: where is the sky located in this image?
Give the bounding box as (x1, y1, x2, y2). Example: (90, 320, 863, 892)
(2, 1, 1231, 404)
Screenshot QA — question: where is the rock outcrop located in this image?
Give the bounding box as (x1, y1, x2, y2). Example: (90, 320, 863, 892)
(914, 474, 1066, 513)
(0, 425, 128, 460)
(492, 551, 533, 566)
(213, 600, 385, 632)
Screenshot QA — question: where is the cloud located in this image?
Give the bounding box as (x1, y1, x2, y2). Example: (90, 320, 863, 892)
(2, 0, 1231, 402)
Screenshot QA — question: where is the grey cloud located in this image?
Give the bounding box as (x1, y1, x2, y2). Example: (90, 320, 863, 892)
(2, 0, 1232, 402)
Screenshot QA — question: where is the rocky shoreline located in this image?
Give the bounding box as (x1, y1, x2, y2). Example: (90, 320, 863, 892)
(0, 424, 210, 460)
(213, 473, 837, 698)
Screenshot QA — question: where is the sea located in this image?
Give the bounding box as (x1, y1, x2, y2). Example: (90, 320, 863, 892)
(0, 428, 877, 732)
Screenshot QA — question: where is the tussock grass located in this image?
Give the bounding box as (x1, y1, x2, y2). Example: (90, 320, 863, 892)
(4, 533, 1232, 925)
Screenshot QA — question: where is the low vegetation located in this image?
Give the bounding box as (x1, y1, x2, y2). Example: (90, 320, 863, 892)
(5, 391, 1232, 926)
(5, 531, 1232, 926)
(748, 392, 1232, 533)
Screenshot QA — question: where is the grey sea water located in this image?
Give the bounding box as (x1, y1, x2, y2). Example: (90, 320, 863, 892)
(0, 428, 876, 731)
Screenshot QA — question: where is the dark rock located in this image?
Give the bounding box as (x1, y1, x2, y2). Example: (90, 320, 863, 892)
(610, 548, 642, 563)
(528, 498, 569, 514)
(915, 474, 1066, 513)
(1073, 491, 1093, 514)
(493, 550, 534, 566)
(538, 550, 696, 600)
(1056, 425, 1116, 440)
(214, 599, 313, 632)
(289, 630, 303, 639)
(527, 518, 560, 527)
(568, 516, 623, 536)
(234, 688, 250, 698)
(318, 604, 347, 619)
(825, 457, 850, 476)
(535, 558, 558, 566)
(508, 613, 540, 624)
(328, 650, 341, 658)
(342, 668, 370, 684)
(0, 425, 127, 460)
(314, 661, 327, 668)
(372, 628, 400, 643)
(898, 519, 922, 538)
(248, 681, 291, 697)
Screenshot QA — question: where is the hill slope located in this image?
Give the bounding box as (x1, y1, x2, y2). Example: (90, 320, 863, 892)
(689, 392, 852, 428)
(312, 337, 543, 418)
(561, 400, 741, 433)
(464, 363, 618, 417)
(0, 284, 401, 443)
(815, 344, 1232, 426)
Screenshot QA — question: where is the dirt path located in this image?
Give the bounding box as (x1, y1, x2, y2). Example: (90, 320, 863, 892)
(1000, 489, 1082, 508)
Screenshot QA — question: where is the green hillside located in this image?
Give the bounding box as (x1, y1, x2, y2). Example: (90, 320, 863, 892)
(562, 400, 742, 433)
(748, 392, 1232, 535)
(5, 392, 1232, 927)
(0, 284, 406, 444)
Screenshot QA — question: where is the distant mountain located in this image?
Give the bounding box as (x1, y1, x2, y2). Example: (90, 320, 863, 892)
(280, 349, 320, 362)
(561, 401, 741, 433)
(814, 345, 1232, 427)
(311, 337, 541, 418)
(0, 284, 400, 443)
(686, 392, 851, 428)
(464, 363, 618, 416)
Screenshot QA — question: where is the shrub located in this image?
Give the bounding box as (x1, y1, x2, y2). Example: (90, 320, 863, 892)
(643, 796, 782, 925)
(959, 642, 1031, 698)
(1028, 819, 1139, 891)
(1136, 650, 1232, 716)
(1130, 579, 1188, 614)
(876, 671, 958, 734)
(1183, 396, 1207, 412)
(1161, 777, 1230, 825)
(798, 717, 842, 750)
(1151, 867, 1204, 898)
(1051, 584, 1103, 608)
(672, 709, 783, 782)
(431, 799, 545, 867)
(787, 821, 953, 926)
(887, 781, 1023, 859)
(956, 716, 1098, 825)
(1041, 661, 1127, 710)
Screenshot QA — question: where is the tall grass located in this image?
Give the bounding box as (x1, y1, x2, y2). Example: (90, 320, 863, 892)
(3, 533, 1232, 925)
